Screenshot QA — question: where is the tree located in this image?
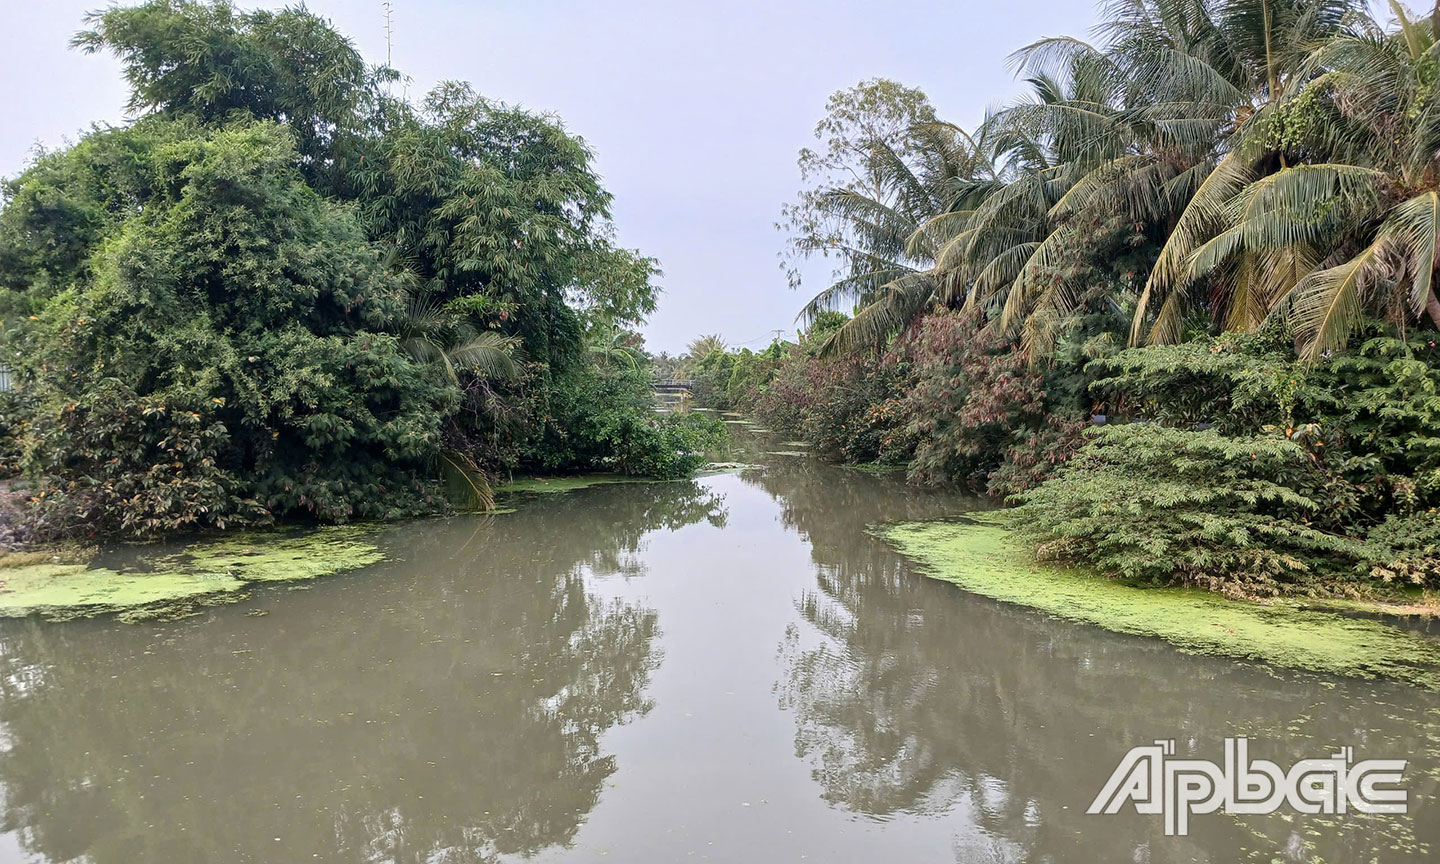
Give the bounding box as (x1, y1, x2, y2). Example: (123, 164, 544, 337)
(346, 81, 667, 473)
(783, 80, 989, 354)
(787, 1, 1384, 361)
(1171, 4, 1440, 359)
(686, 334, 728, 358)
(73, 1, 380, 188)
(13, 122, 454, 536)
(0, 0, 693, 540)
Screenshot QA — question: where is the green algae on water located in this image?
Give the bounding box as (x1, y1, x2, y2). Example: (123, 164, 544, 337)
(877, 516, 1440, 688)
(702, 462, 762, 472)
(150, 526, 383, 582)
(495, 474, 656, 494)
(844, 462, 907, 474)
(0, 526, 384, 622)
(0, 563, 246, 619)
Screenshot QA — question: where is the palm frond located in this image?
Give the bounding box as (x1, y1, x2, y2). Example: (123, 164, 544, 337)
(439, 449, 495, 512)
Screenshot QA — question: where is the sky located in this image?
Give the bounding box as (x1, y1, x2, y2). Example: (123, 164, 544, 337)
(0, 0, 1103, 354)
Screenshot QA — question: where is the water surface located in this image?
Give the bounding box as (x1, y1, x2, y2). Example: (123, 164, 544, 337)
(0, 431, 1435, 862)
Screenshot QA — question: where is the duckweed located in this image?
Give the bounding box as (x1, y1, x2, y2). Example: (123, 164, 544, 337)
(0, 526, 383, 622)
(495, 474, 655, 494)
(877, 516, 1440, 687)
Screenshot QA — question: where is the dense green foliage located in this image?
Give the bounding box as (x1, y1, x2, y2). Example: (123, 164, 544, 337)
(0, 1, 708, 539)
(1014, 332, 1440, 595)
(730, 0, 1440, 597)
(1015, 425, 1359, 596)
(8, 121, 454, 537)
(783, 1, 1440, 359)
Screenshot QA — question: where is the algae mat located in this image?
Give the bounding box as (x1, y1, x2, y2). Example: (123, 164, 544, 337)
(877, 517, 1440, 688)
(0, 526, 383, 622)
(496, 474, 656, 494)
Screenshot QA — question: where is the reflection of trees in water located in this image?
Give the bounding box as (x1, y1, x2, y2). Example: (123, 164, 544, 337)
(748, 456, 1438, 863)
(0, 479, 727, 864)
(499, 479, 729, 579)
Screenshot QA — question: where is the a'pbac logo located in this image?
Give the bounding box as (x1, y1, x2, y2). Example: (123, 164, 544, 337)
(1088, 737, 1407, 835)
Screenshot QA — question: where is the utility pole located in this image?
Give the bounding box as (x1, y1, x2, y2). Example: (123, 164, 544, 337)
(383, 1, 394, 68)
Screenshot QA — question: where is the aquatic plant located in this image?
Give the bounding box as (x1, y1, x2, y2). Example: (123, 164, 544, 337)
(0, 527, 383, 621)
(879, 516, 1440, 687)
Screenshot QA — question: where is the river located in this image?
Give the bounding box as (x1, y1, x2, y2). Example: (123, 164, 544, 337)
(0, 427, 1434, 863)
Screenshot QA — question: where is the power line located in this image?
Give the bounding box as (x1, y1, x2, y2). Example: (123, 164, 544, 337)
(730, 329, 795, 347)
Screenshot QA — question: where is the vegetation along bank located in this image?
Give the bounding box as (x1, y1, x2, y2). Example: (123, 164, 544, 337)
(659, 0, 1440, 678)
(0, 0, 727, 550)
(8, 0, 1440, 681)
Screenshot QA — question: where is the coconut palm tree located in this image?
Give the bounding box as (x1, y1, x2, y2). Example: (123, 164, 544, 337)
(390, 272, 520, 511)
(587, 320, 646, 373)
(1124, 0, 1366, 344)
(788, 0, 1383, 362)
(942, 51, 1171, 355)
(949, 0, 1364, 354)
(1176, 2, 1440, 360)
(686, 334, 728, 359)
(793, 0, 1354, 358)
(796, 119, 1003, 354)
(396, 283, 518, 383)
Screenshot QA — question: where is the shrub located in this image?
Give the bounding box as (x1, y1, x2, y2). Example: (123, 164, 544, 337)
(796, 354, 909, 463)
(23, 379, 270, 538)
(899, 311, 1091, 491)
(1087, 330, 1309, 433)
(1361, 512, 1440, 587)
(751, 348, 813, 434)
(986, 415, 1089, 499)
(901, 313, 1045, 487)
(1013, 424, 1365, 597)
(725, 343, 786, 409)
(690, 350, 736, 411)
(601, 413, 728, 479)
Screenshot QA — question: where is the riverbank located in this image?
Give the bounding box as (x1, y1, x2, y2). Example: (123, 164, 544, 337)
(878, 515, 1440, 688)
(0, 463, 751, 623)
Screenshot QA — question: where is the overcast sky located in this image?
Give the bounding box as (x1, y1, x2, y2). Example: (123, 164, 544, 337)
(3, 1, 1107, 353)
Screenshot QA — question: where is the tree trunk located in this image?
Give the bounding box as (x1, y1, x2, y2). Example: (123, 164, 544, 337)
(1426, 289, 1440, 331)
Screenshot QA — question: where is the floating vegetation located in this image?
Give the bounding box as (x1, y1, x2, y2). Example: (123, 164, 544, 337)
(495, 475, 655, 494)
(877, 516, 1440, 687)
(843, 462, 907, 474)
(700, 462, 762, 476)
(150, 528, 383, 582)
(0, 526, 383, 623)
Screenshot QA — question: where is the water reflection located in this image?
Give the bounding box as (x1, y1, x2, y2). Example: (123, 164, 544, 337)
(0, 479, 726, 863)
(0, 442, 1434, 863)
(744, 446, 1440, 862)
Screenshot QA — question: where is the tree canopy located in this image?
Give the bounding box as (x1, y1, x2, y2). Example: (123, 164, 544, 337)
(786, 0, 1440, 362)
(0, 0, 686, 537)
